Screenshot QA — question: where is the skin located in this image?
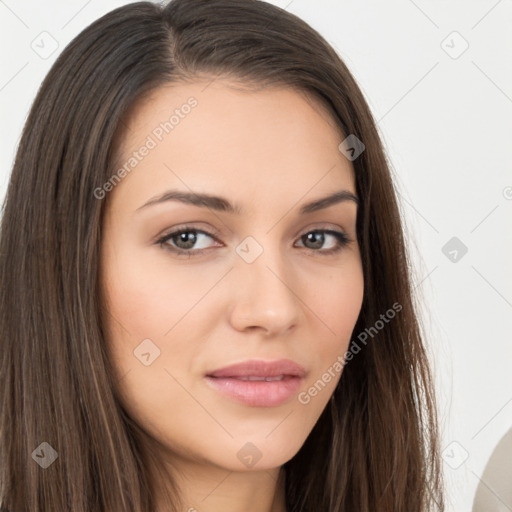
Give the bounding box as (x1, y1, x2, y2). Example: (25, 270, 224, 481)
(99, 78, 364, 512)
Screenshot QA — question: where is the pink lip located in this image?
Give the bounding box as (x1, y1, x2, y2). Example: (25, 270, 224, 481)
(205, 359, 306, 407)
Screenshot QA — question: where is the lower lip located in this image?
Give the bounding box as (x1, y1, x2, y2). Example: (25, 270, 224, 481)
(204, 375, 303, 407)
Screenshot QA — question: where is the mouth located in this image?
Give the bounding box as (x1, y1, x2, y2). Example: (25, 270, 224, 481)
(224, 375, 289, 381)
(205, 359, 306, 407)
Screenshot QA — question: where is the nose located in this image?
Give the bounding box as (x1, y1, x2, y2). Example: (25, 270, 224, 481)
(227, 242, 302, 337)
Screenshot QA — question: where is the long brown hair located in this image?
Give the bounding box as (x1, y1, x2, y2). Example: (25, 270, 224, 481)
(0, 1, 444, 510)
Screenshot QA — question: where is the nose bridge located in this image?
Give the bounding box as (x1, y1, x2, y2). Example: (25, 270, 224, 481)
(229, 234, 301, 333)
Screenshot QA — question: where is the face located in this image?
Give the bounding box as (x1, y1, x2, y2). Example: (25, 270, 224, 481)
(99, 79, 364, 475)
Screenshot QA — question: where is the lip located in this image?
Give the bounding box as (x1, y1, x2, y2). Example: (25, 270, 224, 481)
(205, 359, 306, 407)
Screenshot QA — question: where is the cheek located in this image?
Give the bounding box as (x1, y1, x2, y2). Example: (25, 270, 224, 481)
(100, 244, 210, 397)
(297, 257, 364, 398)
(307, 259, 364, 350)
(102, 244, 220, 341)
(100, 246, 216, 441)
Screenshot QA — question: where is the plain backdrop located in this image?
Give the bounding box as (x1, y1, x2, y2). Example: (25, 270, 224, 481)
(1, 1, 511, 510)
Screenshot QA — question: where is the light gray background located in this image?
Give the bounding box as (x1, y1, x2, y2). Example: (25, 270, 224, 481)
(1, 1, 511, 510)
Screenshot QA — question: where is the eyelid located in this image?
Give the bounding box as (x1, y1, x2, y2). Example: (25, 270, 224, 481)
(154, 223, 221, 243)
(292, 221, 351, 239)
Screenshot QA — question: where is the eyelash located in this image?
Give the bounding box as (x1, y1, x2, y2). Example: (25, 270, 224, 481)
(155, 225, 352, 257)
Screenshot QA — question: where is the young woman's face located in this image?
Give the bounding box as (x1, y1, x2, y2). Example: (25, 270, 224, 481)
(100, 79, 364, 474)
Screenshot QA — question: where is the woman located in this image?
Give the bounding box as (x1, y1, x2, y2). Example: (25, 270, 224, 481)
(0, 1, 444, 511)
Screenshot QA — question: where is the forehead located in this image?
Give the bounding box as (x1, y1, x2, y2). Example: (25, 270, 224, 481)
(108, 79, 356, 212)
(119, 77, 344, 140)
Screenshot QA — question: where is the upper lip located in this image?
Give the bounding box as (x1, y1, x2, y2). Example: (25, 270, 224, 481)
(207, 359, 306, 379)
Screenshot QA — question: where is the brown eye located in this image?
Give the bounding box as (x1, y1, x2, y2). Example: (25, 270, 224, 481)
(296, 230, 350, 254)
(170, 231, 199, 250)
(156, 228, 219, 255)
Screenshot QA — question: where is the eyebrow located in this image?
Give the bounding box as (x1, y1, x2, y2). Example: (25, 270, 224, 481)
(136, 189, 359, 215)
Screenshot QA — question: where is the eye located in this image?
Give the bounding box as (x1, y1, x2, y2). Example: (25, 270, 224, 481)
(155, 226, 352, 257)
(156, 227, 220, 256)
(295, 230, 351, 255)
